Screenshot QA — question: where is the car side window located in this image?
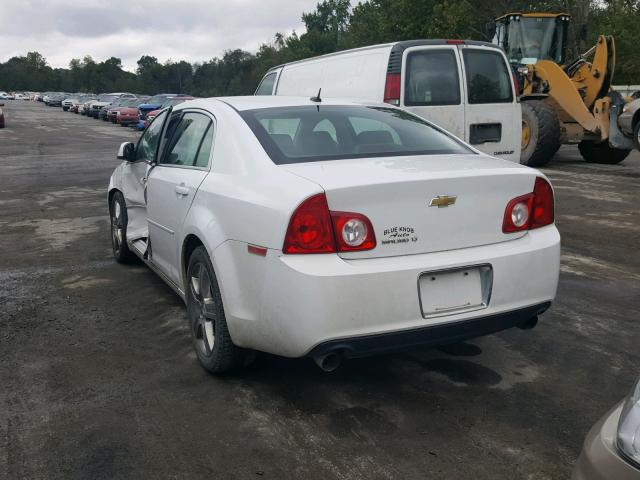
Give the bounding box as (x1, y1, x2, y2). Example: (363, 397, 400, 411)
(255, 72, 277, 95)
(160, 112, 212, 167)
(194, 124, 214, 168)
(135, 110, 168, 162)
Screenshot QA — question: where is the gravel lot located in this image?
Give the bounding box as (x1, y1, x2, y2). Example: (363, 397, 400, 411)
(1, 100, 639, 479)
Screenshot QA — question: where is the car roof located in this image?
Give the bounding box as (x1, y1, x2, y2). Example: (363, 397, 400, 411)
(181, 95, 385, 112)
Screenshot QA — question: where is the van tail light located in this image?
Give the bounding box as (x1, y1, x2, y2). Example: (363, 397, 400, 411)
(512, 70, 520, 97)
(283, 193, 376, 254)
(384, 73, 401, 106)
(502, 177, 554, 233)
(446, 39, 465, 45)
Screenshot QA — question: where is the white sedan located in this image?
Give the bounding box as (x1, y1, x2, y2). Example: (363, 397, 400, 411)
(108, 96, 560, 373)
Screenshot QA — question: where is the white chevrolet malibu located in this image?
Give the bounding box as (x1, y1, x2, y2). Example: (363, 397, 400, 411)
(108, 96, 560, 373)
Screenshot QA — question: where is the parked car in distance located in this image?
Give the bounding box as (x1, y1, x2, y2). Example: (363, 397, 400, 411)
(137, 93, 182, 122)
(0, 92, 10, 100)
(14, 93, 27, 100)
(70, 95, 96, 113)
(108, 96, 559, 374)
(257, 39, 521, 163)
(0, 103, 5, 128)
(112, 97, 149, 125)
(46, 93, 69, 107)
(100, 97, 134, 121)
(89, 93, 137, 118)
(572, 376, 640, 479)
(62, 94, 83, 111)
(139, 96, 195, 129)
(107, 98, 145, 123)
(619, 98, 640, 150)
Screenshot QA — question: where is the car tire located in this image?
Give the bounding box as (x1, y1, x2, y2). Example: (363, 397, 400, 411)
(110, 191, 137, 264)
(186, 246, 250, 374)
(520, 100, 561, 167)
(578, 140, 630, 164)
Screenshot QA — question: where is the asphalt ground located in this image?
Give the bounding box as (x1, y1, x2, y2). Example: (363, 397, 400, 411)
(1, 100, 639, 480)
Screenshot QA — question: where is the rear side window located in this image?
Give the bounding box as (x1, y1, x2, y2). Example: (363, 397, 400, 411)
(404, 50, 461, 106)
(255, 72, 277, 95)
(463, 50, 513, 104)
(161, 112, 212, 167)
(240, 105, 472, 165)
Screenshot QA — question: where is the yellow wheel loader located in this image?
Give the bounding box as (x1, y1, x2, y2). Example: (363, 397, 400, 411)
(493, 13, 636, 166)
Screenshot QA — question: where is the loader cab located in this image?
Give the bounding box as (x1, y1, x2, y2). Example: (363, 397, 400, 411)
(493, 13, 570, 66)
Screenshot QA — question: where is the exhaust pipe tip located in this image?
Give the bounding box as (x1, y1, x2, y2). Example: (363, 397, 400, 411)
(313, 352, 342, 372)
(518, 315, 538, 330)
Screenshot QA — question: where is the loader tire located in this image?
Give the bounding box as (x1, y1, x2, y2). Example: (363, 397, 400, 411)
(578, 141, 630, 164)
(520, 101, 561, 167)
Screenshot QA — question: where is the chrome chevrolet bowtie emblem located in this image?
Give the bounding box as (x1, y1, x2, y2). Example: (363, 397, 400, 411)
(429, 195, 457, 208)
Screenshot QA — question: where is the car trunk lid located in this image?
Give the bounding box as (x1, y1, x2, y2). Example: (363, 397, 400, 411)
(281, 154, 538, 259)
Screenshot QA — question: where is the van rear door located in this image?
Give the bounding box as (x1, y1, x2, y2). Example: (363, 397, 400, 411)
(400, 45, 465, 139)
(459, 45, 521, 163)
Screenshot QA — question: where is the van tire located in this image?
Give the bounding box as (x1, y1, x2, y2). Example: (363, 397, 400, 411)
(578, 141, 630, 164)
(520, 101, 561, 167)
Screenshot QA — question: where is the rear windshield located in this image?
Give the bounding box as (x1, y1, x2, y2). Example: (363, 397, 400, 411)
(240, 105, 472, 164)
(462, 50, 513, 104)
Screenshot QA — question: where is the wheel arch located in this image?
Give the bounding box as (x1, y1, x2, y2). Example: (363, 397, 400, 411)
(107, 187, 120, 213)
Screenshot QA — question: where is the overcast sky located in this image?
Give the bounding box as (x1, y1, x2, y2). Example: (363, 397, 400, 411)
(0, 0, 319, 71)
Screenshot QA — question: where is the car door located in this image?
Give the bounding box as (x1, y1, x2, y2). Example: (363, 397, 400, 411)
(400, 45, 465, 139)
(120, 109, 169, 241)
(145, 110, 214, 283)
(460, 45, 522, 162)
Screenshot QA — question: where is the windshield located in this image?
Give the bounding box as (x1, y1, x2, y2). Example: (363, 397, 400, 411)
(504, 17, 567, 64)
(98, 94, 119, 102)
(241, 105, 472, 165)
(147, 95, 171, 104)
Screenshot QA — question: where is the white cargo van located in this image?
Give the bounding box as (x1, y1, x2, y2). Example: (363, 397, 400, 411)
(255, 40, 521, 162)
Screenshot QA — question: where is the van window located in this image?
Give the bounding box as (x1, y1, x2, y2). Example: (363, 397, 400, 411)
(241, 105, 472, 164)
(404, 50, 461, 106)
(255, 72, 277, 95)
(463, 50, 513, 104)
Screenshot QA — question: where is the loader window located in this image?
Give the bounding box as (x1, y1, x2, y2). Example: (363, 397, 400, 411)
(463, 50, 513, 104)
(404, 50, 461, 106)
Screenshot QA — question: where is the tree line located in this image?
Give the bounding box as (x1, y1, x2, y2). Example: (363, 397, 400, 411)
(1, 0, 638, 96)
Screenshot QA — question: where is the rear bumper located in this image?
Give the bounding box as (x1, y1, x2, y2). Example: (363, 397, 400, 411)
(214, 225, 560, 358)
(572, 404, 640, 480)
(309, 302, 549, 359)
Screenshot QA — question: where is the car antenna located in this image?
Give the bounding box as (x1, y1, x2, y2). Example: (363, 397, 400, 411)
(310, 88, 322, 103)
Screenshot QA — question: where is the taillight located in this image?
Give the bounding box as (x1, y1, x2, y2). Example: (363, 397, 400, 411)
(384, 73, 401, 106)
(502, 177, 554, 233)
(283, 194, 335, 254)
(331, 212, 376, 252)
(502, 194, 533, 233)
(446, 39, 465, 45)
(283, 193, 376, 254)
(530, 177, 554, 229)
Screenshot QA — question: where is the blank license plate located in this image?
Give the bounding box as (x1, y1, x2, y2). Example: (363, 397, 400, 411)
(418, 266, 490, 318)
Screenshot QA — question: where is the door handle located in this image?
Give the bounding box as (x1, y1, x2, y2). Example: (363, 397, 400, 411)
(175, 184, 190, 196)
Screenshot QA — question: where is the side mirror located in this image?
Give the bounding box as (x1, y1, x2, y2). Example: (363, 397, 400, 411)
(117, 142, 136, 161)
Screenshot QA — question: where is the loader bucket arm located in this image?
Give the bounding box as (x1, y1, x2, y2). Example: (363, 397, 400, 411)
(534, 60, 598, 132)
